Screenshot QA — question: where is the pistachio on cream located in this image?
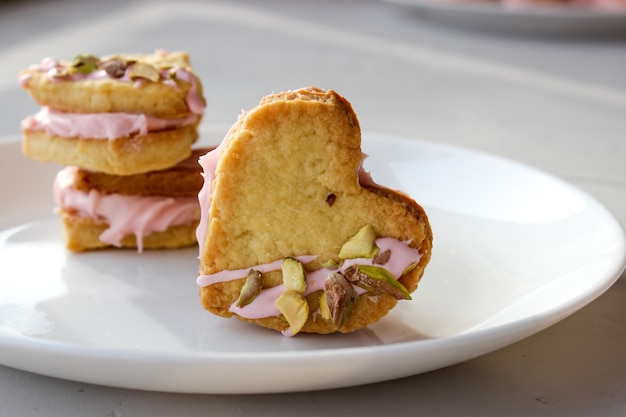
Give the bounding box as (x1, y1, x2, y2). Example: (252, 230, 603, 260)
(71, 54, 99, 74)
(344, 264, 412, 301)
(101, 59, 129, 78)
(235, 269, 263, 308)
(323, 272, 358, 329)
(338, 224, 379, 260)
(222, 226, 419, 336)
(275, 257, 310, 335)
(40, 53, 191, 84)
(128, 62, 160, 82)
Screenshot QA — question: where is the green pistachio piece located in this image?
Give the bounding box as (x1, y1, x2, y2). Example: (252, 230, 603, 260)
(71, 54, 100, 74)
(338, 224, 379, 260)
(402, 262, 418, 276)
(344, 265, 412, 300)
(318, 291, 332, 321)
(235, 269, 263, 308)
(324, 272, 357, 328)
(275, 290, 309, 335)
(128, 62, 160, 82)
(281, 257, 307, 293)
(321, 258, 340, 270)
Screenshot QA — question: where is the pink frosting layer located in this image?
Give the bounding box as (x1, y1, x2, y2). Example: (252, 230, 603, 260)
(54, 167, 200, 252)
(196, 237, 421, 321)
(21, 106, 199, 140)
(195, 113, 246, 255)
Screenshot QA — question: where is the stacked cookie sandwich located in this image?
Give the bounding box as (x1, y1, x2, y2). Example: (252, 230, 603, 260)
(19, 50, 207, 251)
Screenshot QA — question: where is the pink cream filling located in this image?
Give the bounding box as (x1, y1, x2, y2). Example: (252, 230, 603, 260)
(196, 237, 421, 321)
(54, 167, 200, 252)
(194, 119, 422, 326)
(195, 112, 246, 254)
(21, 106, 199, 140)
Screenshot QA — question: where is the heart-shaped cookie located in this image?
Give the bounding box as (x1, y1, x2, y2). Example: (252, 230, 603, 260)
(197, 87, 432, 335)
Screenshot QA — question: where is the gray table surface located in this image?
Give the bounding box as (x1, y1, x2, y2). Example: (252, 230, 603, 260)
(1, 0, 625, 415)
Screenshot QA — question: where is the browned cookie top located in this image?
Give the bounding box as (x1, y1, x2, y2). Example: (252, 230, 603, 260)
(72, 147, 213, 197)
(19, 50, 205, 118)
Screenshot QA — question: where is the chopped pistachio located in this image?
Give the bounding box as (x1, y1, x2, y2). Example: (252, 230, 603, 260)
(321, 258, 340, 270)
(344, 265, 411, 300)
(71, 54, 99, 74)
(338, 224, 379, 260)
(402, 262, 418, 276)
(235, 269, 263, 308)
(275, 290, 309, 335)
(281, 257, 307, 293)
(101, 59, 128, 78)
(373, 249, 391, 265)
(324, 272, 357, 328)
(318, 292, 332, 321)
(128, 62, 160, 82)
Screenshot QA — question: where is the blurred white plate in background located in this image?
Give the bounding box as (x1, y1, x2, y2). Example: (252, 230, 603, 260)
(385, 0, 626, 35)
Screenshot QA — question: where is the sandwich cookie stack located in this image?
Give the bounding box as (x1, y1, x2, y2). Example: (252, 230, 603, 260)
(18, 50, 208, 251)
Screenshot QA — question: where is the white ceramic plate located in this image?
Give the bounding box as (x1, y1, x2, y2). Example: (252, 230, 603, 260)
(385, 0, 626, 35)
(0, 127, 624, 394)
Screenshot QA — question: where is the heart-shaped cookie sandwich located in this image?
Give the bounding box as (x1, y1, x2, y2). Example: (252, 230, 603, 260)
(196, 87, 432, 336)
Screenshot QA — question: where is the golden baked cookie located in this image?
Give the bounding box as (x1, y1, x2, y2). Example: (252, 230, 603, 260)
(197, 87, 433, 336)
(22, 122, 200, 175)
(19, 50, 205, 117)
(70, 147, 213, 197)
